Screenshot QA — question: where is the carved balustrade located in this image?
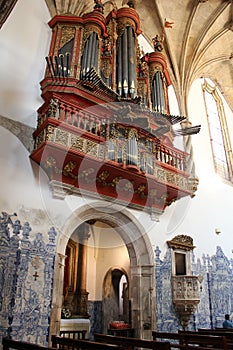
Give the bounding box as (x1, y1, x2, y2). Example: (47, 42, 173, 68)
(35, 99, 187, 176)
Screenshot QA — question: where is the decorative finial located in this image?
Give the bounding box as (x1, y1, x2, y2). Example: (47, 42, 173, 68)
(94, 0, 104, 14)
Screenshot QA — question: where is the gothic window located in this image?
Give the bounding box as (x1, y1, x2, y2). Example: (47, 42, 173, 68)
(203, 80, 233, 182)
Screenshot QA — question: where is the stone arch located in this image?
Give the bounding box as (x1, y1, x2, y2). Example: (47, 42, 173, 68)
(50, 201, 155, 339)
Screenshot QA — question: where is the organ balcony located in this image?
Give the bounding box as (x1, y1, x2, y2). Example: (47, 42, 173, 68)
(30, 76, 199, 216)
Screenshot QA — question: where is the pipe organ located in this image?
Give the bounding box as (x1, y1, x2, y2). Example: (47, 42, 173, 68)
(151, 71, 165, 112)
(30, 0, 200, 216)
(116, 25, 136, 98)
(81, 32, 99, 79)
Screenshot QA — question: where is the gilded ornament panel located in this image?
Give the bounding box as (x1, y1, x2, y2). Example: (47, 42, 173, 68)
(117, 20, 136, 37)
(46, 125, 56, 141)
(55, 129, 69, 146)
(86, 140, 98, 156)
(71, 135, 84, 152)
(60, 26, 76, 48)
(82, 26, 100, 49)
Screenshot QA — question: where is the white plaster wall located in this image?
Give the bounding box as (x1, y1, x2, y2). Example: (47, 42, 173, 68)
(0, 0, 52, 227)
(0, 0, 51, 125)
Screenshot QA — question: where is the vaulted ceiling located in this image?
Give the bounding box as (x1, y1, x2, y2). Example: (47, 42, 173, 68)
(1, 0, 233, 116)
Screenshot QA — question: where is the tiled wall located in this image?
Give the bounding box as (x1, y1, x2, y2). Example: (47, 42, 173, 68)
(0, 213, 56, 346)
(155, 245, 233, 331)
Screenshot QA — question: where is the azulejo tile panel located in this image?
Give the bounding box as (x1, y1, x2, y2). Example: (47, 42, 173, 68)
(155, 245, 233, 331)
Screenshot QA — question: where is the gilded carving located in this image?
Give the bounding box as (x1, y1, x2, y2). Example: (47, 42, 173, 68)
(99, 144, 105, 160)
(55, 129, 69, 146)
(137, 79, 146, 98)
(44, 156, 57, 169)
(36, 131, 45, 148)
(117, 20, 136, 37)
(82, 27, 100, 50)
(101, 59, 112, 79)
(86, 140, 98, 156)
(167, 234, 195, 251)
(135, 184, 146, 198)
(46, 125, 55, 141)
(111, 176, 122, 187)
(97, 170, 110, 184)
(60, 26, 75, 48)
(127, 128, 138, 140)
(71, 136, 84, 152)
(48, 98, 60, 119)
(63, 161, 77, 177)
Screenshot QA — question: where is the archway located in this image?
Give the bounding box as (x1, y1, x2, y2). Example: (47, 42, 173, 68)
(50, 201, 155, 339)
(102, 268, 130, 334)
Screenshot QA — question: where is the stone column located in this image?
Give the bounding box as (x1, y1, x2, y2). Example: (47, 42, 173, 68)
(73, 223, 90, 316)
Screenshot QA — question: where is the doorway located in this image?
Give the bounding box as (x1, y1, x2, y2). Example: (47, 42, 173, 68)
(102, 268, 130, 333)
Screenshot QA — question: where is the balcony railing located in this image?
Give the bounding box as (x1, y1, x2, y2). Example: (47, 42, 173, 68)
(36, 98, 188, 177)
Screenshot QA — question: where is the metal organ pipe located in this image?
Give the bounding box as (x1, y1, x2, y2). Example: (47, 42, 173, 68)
(117, 26, 136, 98)
(127, 26, 136, 98)
(117, 40, 123, 95)
(122, 28, 129, 97)
(81, 32, 99, 79)
(127, 134, 138, 166)
(159, 71, 164, 113)
(156, 72, 160, 112)
(81, 42, 88, 78)
(86, 34, 94, 73)
(152, 71, 165, 112)
(92, 33, 99, 71)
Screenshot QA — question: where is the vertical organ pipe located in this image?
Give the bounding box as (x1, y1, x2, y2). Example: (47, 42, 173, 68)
(160, 72, 164, 113)
(92, 34, 98, 70)
(122, 28, 129, 97)
(155, 72, 160, 111)
(158, 71, 163, 112)
(86, 34, 93, 73)
(127, 26, 135, 98)
(152, 77, 156, 110)
(117, 39, 122, 95)
(152, 71, 165, 112)
(90, 33, 96, 69)
(81, 42, 88, 78)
